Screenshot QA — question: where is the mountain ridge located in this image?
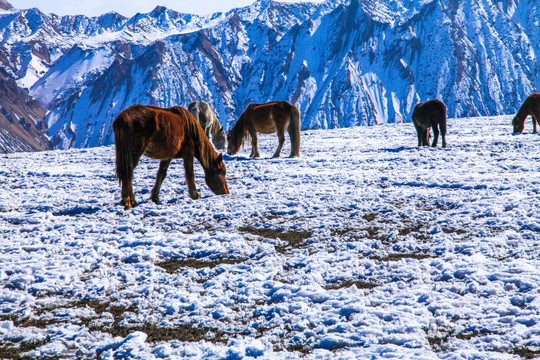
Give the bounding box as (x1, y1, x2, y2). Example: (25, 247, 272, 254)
(0, 0, 539, 150)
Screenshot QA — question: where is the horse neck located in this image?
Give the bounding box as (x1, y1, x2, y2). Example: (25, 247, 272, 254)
(190, 118, 218, 170)
(231, 113, 247, 146)
(209, 112, 221, 137)
(513, 105, 528, 126)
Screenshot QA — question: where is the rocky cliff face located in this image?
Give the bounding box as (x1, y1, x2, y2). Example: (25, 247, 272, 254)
(0, 44, 50, 152)
(1, 0, 539, 149)
(0, 0, 11, 10)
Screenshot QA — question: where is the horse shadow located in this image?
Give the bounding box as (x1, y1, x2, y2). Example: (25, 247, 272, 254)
(379, 146, 412, 153)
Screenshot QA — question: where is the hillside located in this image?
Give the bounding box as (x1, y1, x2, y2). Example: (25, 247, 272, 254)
(0, 64, 50, 152)
(1, 0, 540, 149)
(0, 116, 538, 359)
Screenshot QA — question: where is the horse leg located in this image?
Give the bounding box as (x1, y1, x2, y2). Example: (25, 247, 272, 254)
(119, 153, 143, 210)
(250, 130, 260, 158)
(183, 154, 201, 200)
(120, 180, 136, 210)
(151, 159, 172, 204)
(431, 125, 439, 147)
(439, 121, 447, 148)
(532, 115, 538, 133)
(272, 128, 285, 158)
(414, 122, 423, 146)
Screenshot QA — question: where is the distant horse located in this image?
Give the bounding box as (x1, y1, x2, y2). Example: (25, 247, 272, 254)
(227, 101, 301, 158)
(512, 94, 540, 133)
(412, 99, 447, 147)
(188, 101, 226, 150)
(113, 104, 229, 210)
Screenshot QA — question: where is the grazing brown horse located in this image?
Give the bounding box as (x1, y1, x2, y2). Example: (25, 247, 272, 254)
(227, 101, 301, 158)
(113, 104, 229, 210)
(188, 101, 226, 150)
(512, 94, 540, 133)
(412, 99, 447, 147)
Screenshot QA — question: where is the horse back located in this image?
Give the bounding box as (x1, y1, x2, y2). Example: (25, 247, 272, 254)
(124, 105, 188, 160)
(523, 94, 540, 114)
(189, 101, 214, 133)
(248, 101, 294, 134)
(413, 100, 446, 128)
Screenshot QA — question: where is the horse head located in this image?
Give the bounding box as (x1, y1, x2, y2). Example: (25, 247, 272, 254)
(512, 115, 525, 133)
(205, 153, 229, 195)
(214, 126, 227, 150)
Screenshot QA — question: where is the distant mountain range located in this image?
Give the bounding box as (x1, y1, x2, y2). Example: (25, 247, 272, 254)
(0, 0, 539, 150)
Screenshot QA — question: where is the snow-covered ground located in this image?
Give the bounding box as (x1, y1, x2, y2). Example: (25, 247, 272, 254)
(0, 115, 538, 359)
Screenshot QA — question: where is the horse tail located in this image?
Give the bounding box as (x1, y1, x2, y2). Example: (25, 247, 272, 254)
(288, 103, 301, 157)
(113, 112, 135, 186)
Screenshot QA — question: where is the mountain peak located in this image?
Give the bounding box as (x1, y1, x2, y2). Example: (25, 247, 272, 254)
(0, 0, 12, 10)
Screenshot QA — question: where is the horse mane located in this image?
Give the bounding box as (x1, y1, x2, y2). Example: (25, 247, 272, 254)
(229, 108, 248, 149)
(208, 107, 221, 137)
(178, 106, 220, 169)
(513, 101, 528, 126)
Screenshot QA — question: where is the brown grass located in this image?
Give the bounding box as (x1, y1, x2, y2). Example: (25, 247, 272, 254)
(239, 226, 312, 253)
(155, 257, 246, 274)
(324, 280, 378, 290)
(371, 253, 434, 262)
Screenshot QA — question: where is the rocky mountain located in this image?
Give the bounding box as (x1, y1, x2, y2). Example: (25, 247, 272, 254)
(0, 47, 50, 152)
(0, 0, 539, 149)
(0, 0, 11, 11)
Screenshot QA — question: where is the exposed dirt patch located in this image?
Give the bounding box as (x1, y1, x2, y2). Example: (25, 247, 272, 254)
(0, 339, 49, 360)
(512, 347, 540, 359)
(324, 280, 378, 290)
(371, 253, 434, 262)
(441, 227, 468, 235)
(239, 226, 312, 253)
(156, 257, 246, 274)
(77, 299, 228, 344)
(0, 312, 63, 328)
(362, 213, 378, 222)
(281, 344, 312, 354)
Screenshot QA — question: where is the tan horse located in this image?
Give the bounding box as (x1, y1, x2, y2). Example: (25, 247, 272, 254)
(227, 101, 301, 158)
(188, 101, 226, 150)
(512, 94, 540, 133)
(113, 104, 229, 210)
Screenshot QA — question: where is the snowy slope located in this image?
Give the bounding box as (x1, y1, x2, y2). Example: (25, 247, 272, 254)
(2, 0, 540, 149)
(0, 116, 539, 359)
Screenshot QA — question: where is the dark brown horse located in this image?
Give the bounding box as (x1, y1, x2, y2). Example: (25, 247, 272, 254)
(113, 104, 229, 210)
(512, 94, 540, 133)
(412, 99, 447, 147)
(227, 101, 301, 158)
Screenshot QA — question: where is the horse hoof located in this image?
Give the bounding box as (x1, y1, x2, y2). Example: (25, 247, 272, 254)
(122, 199, 138, 210)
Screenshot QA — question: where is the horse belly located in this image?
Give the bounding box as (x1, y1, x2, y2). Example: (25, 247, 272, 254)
(256, 122, 277, 134)
(414, 117, 432, 129)
(144, 137, 181, 159)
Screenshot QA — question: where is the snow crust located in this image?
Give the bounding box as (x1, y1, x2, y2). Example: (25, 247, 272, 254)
(0, 115, 538, 359)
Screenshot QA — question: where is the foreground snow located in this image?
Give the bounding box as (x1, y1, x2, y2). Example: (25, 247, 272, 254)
(0, 115, 538, 359)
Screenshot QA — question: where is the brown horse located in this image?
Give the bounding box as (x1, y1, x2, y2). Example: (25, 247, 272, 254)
(113, 104, 229, 210)
(412, 99, 447, 147)
(512, 94, 540, 133)
(188, 101, 226, 150)
(227, 101, 301, 158)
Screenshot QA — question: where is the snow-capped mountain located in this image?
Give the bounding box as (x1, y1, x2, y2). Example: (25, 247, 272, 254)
(1, 0, 539, 149)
